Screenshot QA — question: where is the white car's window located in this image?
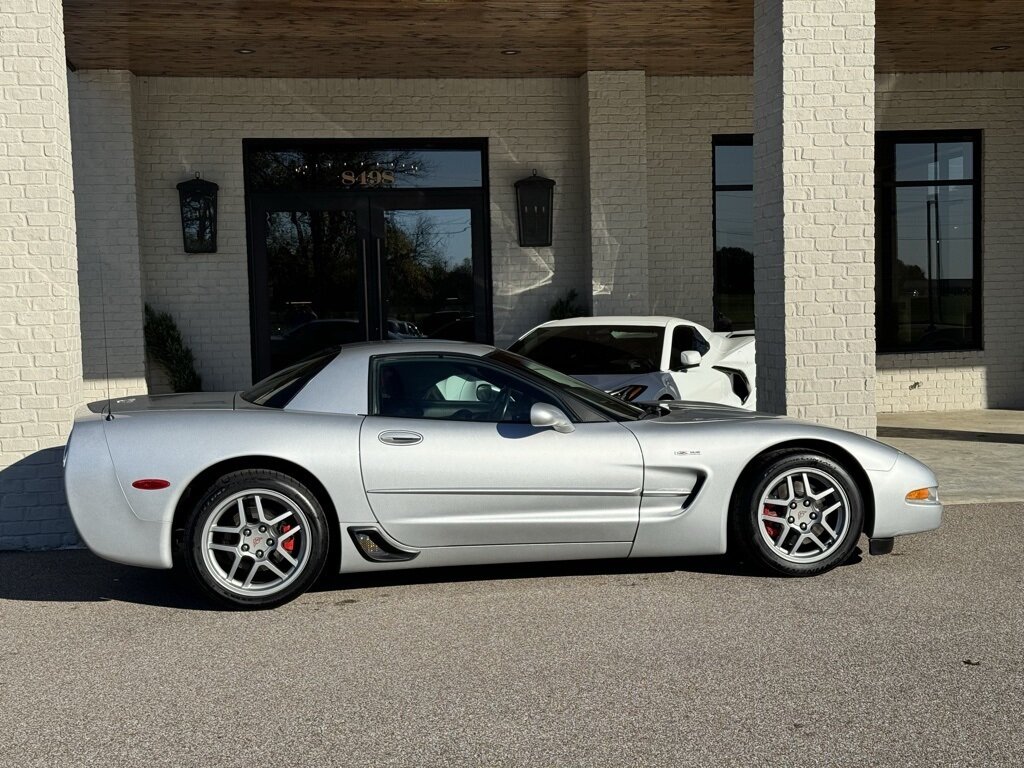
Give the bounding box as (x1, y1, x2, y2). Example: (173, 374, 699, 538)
(509, 325, 665, 375)
(374, 356, 555, 423)
(670, 325, 711, 369)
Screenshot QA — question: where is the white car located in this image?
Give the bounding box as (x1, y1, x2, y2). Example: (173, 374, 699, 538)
(509, 316, 757, 409)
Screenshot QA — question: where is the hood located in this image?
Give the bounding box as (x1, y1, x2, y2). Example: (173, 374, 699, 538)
(87, 392, 238, 415)
(651, 400, 779, 424)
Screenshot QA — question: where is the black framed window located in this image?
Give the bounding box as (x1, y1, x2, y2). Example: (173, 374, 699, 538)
(712, 135, 754, 332)
(876, 131, 982, 353)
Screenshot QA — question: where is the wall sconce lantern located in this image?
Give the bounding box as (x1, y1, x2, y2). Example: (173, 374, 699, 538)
(514, 170, 555, 247)
(177, 173, 219, 253)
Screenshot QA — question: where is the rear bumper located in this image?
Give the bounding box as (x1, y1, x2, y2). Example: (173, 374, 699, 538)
(868, 453, 944, 539)
(64, 422, 173, 569)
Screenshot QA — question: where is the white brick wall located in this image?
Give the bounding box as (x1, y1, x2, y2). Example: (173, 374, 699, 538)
(753, 0, 877, 435)
(647, 76, 752, 323)
(582, 71, 649, 315)
(875, 72, 1024, 412)
(0, 0, 82, 549)
(68, 70, 148, 401)
(131, 77, 589, 389)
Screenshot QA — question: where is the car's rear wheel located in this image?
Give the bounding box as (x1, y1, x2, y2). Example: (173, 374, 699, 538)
(183, 469, 329, 608)
(730, 451, 864, 576)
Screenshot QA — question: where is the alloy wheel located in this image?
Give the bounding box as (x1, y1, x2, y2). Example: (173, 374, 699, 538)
(200, 488, 311, 597)
(757, 467, 852, 564)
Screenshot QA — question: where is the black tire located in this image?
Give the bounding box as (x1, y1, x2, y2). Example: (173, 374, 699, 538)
(183, 469, 330, 609)
(729, 450, 864, 576)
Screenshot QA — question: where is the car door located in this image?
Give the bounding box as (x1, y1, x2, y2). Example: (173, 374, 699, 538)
(358, 353, 644, 548)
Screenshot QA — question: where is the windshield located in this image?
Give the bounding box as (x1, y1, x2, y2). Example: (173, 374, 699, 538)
(509, 325, 665, 376)
(487, 349, 645, 421)
(241, 350, 338, 408)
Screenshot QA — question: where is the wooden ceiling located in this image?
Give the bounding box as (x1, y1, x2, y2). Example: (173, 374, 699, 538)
(62, 1, 1024, 78)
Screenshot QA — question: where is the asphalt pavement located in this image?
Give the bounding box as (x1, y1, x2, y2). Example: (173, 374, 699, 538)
(1, 502, 1022, 767)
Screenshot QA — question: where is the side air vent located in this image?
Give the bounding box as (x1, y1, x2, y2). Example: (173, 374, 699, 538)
(713, 365, 751, 404)
(348, 527, 419, 563)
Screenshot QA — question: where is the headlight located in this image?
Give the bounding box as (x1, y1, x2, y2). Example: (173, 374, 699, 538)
(608, 384, 648, 401)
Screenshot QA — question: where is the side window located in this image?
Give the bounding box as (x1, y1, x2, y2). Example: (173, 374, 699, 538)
(374, 356, 557, 423)
(670, 326, 710, 369)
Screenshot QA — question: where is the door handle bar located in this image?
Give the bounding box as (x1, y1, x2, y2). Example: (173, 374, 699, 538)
(378, 430, 423, 446)
(360, 238, 371, 340)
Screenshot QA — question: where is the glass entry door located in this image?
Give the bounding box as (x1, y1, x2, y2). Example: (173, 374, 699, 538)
(252, 202, 367, 374)
(249, 192, 489, 378)
(246, 140, 491, 380)
(374, 196, 489, 346)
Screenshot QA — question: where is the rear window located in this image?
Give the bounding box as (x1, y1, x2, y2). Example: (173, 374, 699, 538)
(509, 325, 665, 376)
(241, 350, 338, 408)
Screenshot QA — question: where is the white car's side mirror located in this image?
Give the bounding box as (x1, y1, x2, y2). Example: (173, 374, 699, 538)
(530, 403, 575, 433)
(679, 350, 702, 369)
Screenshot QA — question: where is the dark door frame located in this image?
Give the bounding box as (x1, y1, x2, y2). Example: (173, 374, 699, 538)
(242, 137, 493, 383)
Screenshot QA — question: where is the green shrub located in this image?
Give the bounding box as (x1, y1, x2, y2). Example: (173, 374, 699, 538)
(143, 304, 202, 393)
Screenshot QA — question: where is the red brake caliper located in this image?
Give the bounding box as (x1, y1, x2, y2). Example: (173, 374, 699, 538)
(279, 523, 295, 553)
(763, 505, 782, 539)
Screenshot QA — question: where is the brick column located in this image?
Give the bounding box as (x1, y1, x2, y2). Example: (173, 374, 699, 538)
(581, 71, 649, 315)
(753, 0, 876, 435)
(0, 0, 83, 548)
(69, 71, 148, 401)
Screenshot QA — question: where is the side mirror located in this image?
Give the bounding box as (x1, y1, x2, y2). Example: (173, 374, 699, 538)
(679, 350, 701, 369)
(530, 403, 575, 434)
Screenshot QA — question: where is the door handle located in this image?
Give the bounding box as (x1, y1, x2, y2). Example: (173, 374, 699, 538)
(378, 430, 423, 446)
(360, 238, 371, 340)
(375, 237, 385, 335)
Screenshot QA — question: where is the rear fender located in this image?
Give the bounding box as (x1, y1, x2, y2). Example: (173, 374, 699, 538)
(99, 409, 374, 529)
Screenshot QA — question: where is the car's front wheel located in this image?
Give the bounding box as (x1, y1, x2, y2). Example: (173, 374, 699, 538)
(183, 469, 330, 608)
(730, 451, 864, 576)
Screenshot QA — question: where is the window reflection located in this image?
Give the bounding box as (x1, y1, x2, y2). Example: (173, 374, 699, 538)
(895, 142, 973, 182)
(383, 210, 476, 342)
(880, 133, 979, 352)
(712, 138, 755, 331)
(266, 210, 364, 372)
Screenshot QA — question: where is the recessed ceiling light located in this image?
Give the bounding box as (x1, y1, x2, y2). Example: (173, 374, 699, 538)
(991, 45, 1011, 51)
(501, 49, 520, 56)
(235, 48, 255, 55)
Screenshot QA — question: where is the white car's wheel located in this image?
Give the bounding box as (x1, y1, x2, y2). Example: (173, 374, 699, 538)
(730, 451, 864, 576)
(183, 469, 329, 608)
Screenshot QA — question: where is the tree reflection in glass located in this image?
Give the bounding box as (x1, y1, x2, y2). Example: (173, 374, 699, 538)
(383, 210, 474, 341)
(265, 209, 363, 372)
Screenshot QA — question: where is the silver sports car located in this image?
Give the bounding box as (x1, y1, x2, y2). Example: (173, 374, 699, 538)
(64, 341, 942, 609)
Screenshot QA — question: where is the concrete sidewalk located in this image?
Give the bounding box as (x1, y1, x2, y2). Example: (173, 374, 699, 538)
(877, 409, 1024, 505)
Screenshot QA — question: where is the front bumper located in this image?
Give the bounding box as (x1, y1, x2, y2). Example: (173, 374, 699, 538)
(868, 453, 944, 539)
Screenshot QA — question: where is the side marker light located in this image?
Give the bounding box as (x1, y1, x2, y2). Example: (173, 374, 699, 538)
(132, 479, 171, 490)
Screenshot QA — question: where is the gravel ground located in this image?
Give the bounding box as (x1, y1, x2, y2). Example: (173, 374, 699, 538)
(1, 503, 1022, 768)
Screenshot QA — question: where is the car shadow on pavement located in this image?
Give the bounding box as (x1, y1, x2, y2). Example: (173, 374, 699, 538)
(313, 545, 864, 595)
(0, 545, 863, 609)
(0, 549, 217, 610)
